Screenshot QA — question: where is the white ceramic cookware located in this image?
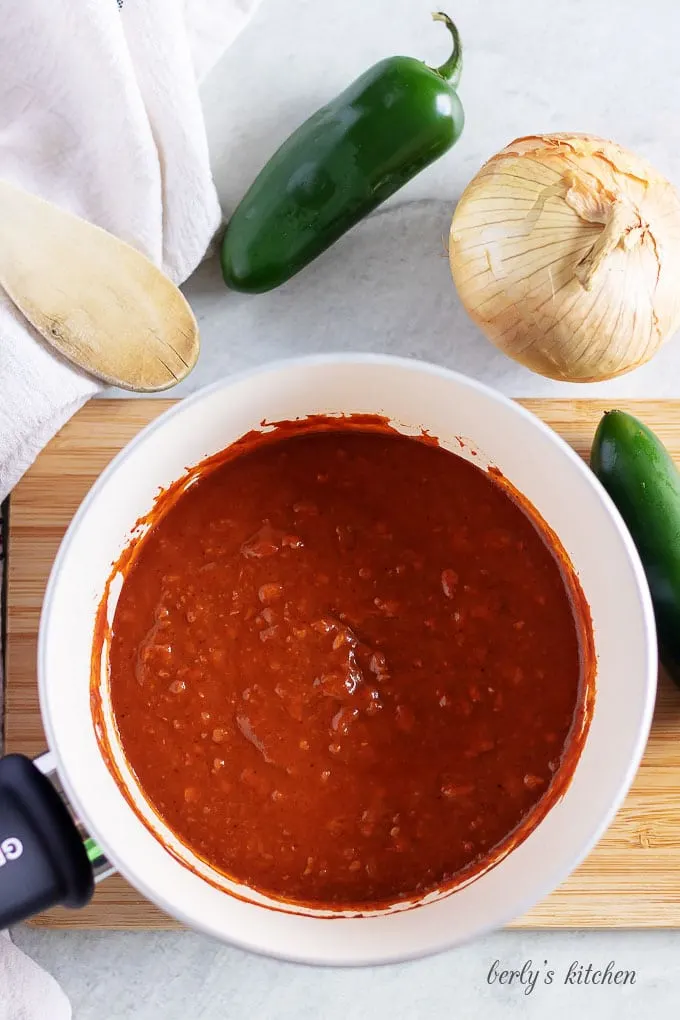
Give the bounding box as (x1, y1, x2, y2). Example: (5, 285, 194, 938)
(0, 354, 656, 965)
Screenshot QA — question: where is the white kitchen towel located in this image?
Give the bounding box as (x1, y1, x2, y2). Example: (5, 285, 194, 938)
(0, 0, 259, 1015)
(0, 0, 259, 502)
(0, 931, 70, 1020)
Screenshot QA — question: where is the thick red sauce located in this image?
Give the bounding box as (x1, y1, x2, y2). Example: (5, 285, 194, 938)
(102, 417, 593, 909)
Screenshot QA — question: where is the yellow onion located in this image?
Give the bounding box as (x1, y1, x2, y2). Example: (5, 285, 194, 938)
(449, 133, 680, 381)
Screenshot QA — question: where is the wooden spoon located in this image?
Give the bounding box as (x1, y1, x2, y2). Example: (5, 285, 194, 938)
(0, 179, 199, 391)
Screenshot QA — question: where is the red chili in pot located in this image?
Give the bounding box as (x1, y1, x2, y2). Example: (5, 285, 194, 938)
(99, 416, 594, 909)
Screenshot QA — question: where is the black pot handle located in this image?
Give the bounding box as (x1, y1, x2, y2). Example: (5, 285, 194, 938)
(0, 754, 94, 926)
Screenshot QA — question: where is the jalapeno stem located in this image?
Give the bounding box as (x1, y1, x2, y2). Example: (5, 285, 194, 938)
(430, 12, 463, 87)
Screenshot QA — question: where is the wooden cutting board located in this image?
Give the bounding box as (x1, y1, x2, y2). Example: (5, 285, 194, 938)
(6, 398, 680, 929)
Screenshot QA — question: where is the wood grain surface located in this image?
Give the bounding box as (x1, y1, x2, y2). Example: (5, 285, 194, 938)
(6, 398, 680, 929)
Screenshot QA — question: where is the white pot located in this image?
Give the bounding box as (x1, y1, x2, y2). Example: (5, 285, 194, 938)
(36, 354, 656, 964)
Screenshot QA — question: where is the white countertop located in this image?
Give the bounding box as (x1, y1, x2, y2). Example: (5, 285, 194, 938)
(13, 0, 680, 1015)
(11, 927, 677, 1020)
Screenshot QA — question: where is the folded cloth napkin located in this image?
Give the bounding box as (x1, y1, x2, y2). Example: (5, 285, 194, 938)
(0, 0, 259, 1015)
(0, 0, 259, 502)
(0, 931, 70, 1020)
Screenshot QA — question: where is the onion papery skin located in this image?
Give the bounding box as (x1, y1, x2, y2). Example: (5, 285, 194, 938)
(449, 134, 680, 381)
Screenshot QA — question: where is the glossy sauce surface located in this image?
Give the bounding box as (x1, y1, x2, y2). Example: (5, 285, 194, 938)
(107, 421, 592, 907)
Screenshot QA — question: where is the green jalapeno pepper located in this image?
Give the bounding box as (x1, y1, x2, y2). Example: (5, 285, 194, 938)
(591, 410, 680, 686)
(221, 12, 464, 293)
